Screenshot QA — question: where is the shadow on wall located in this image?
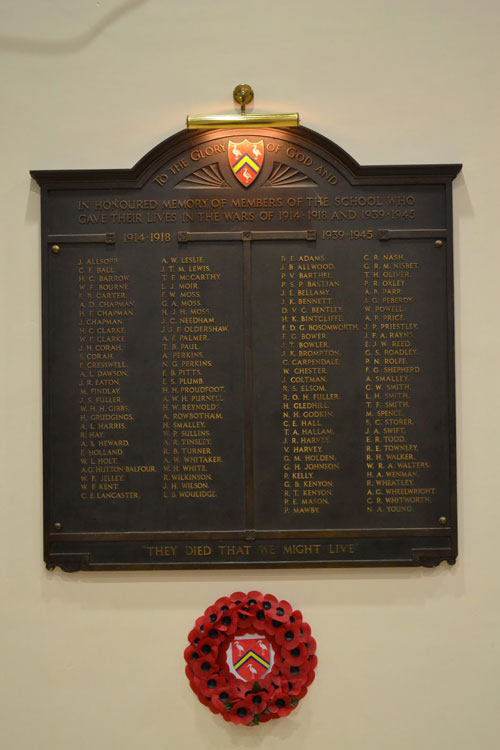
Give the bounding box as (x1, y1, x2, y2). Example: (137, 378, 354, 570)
(0, 0, 149, 55)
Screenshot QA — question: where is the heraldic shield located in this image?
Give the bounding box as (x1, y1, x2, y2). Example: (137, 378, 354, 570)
(228, 139, 264, 187)
(226, 633, 274, 681)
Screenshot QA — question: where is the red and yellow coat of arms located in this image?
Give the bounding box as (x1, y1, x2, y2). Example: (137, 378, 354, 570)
(226, 633, 274, 681)
(228, 139, 264, 187)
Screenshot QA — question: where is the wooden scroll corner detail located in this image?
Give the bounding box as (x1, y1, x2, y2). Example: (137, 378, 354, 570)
(411, 548, 457, 568)
(46, 553, 91, 573)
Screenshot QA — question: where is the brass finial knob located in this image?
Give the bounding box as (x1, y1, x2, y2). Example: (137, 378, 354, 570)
(233, 84, 254, 114)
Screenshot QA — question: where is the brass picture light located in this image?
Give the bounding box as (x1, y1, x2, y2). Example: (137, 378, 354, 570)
(187, 84, 299, 130)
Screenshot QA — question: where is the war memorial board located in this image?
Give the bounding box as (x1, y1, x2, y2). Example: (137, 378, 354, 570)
(32, 126, 460, 570)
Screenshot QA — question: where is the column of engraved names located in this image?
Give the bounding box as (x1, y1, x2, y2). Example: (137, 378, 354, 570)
(280, 251, 352, 516)
(78, 256, 138, 500)
(160, 254, 226, 501)
(363, 251, 436, 515)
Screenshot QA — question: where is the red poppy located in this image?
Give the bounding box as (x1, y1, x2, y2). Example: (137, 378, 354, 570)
(243, 690, 268, 714)
(189, 682, 219, 713)
(305, 656, 318, 680)
(216, 608, 238, 634)
(196, 692, 213, 709)
(268, 693, 294, 717)
(305, 636, 317, 655)
(187, 626, 203, 645)
(281, 641, 308, 665)
(288, 682, 308, 699)
(229, 591, 247, 604)
(258, 711, 274, 723)
(280, 660, 309, 682)
(268, 599, 292, 622)
(228, 697, 255, 725)
(234, 618, 255, 636)
(198, 674, 228, 696)
(261, 665, 282, 689)
(257, 615, 282, 638)
(184, 644, 203, 663)
(261, 593, 278, 612)
(251, 611, 269, 633)
(195, 615, 206, 629)
(211, 679, 244, 707)
(195, 637, 219, 661)
(245, 590, 264, 608)
(275, 622, 302, 649)
(213, 596, 233, 611)
(211, 692, 232, 712)
(203, 604, 224, 624)
(201, 623, 225, 646)
(186, 670, 199, 694)
(233, 602, 254, 627)
(206, 698, 220, 715)
(190, 654, 217, 679)
(188, 676, 213, 707)
(299, 621, 311, 640)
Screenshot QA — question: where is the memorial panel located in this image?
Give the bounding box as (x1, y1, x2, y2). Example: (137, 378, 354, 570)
(32, 126, 460, 569)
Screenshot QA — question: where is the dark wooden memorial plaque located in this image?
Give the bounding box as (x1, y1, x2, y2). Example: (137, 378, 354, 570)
(32, 126, 461, 570)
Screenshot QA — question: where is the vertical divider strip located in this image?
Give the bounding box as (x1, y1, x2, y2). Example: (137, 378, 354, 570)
(177, 230, 316, 538)
(242, 234, 255, 535)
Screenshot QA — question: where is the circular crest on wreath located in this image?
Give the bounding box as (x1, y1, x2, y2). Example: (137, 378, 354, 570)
(184, 591, 317, 726)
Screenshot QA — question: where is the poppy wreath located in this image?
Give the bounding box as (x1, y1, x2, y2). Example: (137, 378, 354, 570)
(184, 590, 317, 726)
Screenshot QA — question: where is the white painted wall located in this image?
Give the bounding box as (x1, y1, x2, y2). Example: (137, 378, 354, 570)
(1, 1, 499, 748)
